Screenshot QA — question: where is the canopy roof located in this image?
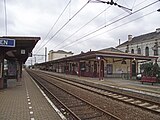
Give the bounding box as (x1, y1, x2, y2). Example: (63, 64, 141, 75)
(0, 36, 40, 63)
(37, 50, 157, 65)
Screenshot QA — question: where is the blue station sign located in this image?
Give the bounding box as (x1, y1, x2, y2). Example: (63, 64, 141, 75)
(0, 38, 15, 47)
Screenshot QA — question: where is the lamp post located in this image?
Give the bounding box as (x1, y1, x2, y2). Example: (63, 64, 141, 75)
(97, 56, 101, 80)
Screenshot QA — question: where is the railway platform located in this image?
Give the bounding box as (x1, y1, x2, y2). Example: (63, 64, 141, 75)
(41, 70, 160, 97)
(0, 70, 63, 120)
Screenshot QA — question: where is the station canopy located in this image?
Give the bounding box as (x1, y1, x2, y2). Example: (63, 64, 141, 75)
(38, 50, 158, 66)
(0, 36, 40, 63)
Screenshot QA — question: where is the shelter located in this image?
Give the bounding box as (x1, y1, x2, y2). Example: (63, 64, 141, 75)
(0, 36, 40, 89)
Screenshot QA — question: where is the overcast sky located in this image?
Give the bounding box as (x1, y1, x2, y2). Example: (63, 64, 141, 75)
(0, 0, 160, 64)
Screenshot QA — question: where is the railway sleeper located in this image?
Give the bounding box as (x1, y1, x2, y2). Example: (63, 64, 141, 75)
(61, 100, 82, 105)
(156, 109, 160, 112)
(108, 94, 118, 97)
(68, 103, 86, 108)
(112, 95, 123, 98)
(78, 112, 103, 120)
(70, 106, 93, 112)
(118, 97, 128, 100)
(124, 98, 134, 102)
(138, 102, 150, 107)
(130, 100, 142, 104)
(147, 105, 159, 109)
(58, 98, 77, 103)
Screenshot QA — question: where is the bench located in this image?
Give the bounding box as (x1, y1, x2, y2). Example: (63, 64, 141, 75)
(140, 76, 157, 85)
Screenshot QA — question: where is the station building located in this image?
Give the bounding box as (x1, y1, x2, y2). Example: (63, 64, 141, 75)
(36, 47, 157, 80)
(116, 28, 160, 65)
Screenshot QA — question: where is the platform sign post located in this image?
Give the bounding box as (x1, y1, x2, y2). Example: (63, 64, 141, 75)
(0, 38, 15, 47)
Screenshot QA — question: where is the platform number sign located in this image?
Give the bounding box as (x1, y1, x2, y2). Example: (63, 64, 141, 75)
(0, 38, 15, 47)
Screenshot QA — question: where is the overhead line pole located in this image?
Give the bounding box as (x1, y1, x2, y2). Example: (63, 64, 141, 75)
(32, 47, 47, 63)
(45, 47, 47, 62)
(4, 0, 7, 35)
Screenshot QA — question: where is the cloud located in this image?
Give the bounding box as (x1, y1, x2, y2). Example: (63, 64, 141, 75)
(0, 0, 160, 64)
(0, 1, 5, 35)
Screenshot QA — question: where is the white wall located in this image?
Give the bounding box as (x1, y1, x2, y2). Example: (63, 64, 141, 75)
(118, 40, 160, 57)
(48, 52, 73, 61)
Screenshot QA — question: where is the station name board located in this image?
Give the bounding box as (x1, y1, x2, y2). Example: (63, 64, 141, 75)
(0, 38, 15, 47)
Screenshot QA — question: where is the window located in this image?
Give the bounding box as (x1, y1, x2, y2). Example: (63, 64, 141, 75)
(154, 48, 158, 56)
(145, 47, 149, 56)
(131, 49, 134, 54)
(137, 48, 141, 54)
(125, 45, 129, 53)
(153, 42, 158, 56)
(106, 64, 113, 75)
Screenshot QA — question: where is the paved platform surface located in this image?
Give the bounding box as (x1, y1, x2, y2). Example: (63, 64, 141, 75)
(41, 70, 160, 96)
(0, 70, 62, 120)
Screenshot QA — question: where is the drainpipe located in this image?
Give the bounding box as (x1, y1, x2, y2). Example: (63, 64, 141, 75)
(130, 59, 132, 79)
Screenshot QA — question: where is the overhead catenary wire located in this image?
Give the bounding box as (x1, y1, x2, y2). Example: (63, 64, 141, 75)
(4, 0, 7, 35)
(53, 2, 115, 49)
(59, 0, 160, 49)
(132, 0, 137, 9)
(35, 0, 148, 53)
(35, 0, 91, 54)
(54, 0, 148, 49)
(35, 0, 71, 53)
(93, 0, 132, 12)
(69, 10, 157, 48)
(54, 0, 150, 49)
(132, 0, 150, 10)
(53, 0, 119, 49)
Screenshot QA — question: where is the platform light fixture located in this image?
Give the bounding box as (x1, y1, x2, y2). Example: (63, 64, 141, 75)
(21, 49, 26, 54)
(121, 59, 126, 64)
(96, 56, 101, 60)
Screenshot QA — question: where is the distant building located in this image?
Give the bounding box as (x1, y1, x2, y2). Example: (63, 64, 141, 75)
(48, 50, 73, 61)
(116, 28, 160, 64)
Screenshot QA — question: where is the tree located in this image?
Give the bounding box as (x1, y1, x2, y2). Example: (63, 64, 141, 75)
(140, 62, 160, 77)
(153, 62, 159, 77)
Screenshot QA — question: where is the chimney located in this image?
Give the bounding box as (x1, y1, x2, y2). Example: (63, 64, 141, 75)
(128, 35, 132, 41)
(156, 28, 160, 33)
(119, 39, 121, 45)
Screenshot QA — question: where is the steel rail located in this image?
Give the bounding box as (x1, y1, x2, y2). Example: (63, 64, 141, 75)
(28, 71, 81, 120)
(31, 70, 160, 115)
(27, 70, 122, 120)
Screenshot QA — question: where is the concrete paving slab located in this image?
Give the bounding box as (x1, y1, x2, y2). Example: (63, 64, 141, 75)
(0, 70, 63, 120)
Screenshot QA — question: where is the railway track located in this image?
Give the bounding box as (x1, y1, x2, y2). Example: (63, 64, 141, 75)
(28, 70, 121, 120)
(28, 70, 160, 115)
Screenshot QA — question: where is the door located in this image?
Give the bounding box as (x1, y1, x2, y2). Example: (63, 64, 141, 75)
(93, 61, 97, 77)
(100, 60, 104, 77)
(132, 61, 136, 77)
